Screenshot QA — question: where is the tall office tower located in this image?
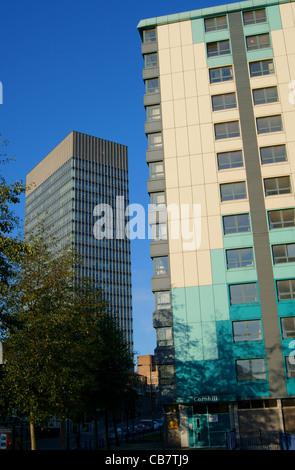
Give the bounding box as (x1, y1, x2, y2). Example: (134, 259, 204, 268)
(138, 0, 295, 448)
(25, 131, 133, 351)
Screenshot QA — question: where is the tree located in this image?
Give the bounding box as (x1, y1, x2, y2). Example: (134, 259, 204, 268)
(1, 224, 135, 450)
(0, 136, 27, 288)
(81, 311, 134, 449)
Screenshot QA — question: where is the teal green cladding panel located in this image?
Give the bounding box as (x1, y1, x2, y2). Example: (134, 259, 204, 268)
(186, 286, 201, 323)
(211, 249, 227, 284)
(191, 18, 204, 44)
(199, 285, 215, 322)
(269, 227, 295, 246)
(216, 321, 236, 393)
(267, 4, 283, 30)
(213, 284, 230, 321)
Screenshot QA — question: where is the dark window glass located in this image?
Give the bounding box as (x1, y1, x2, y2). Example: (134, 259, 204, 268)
(207, 40, 231, 57)
(145, 53, 158, 68)
(223, 213, 250, 234)
(143, 29, 157, 43)
(256, 115, 282, 134)
(209, 65, 233, 83)
(212, 93, 236, 111)
(220, 182, 247, 201)
(268, 209, 295, 229)
(264, 176, 291, 196)
(260, 145, 287, 164)
(205, 15, 228, 32)
(146, 105, 161, 121)
(233, 320, 262, 341)
(226, 248, 254, 269)
(281, 317, 295, 337)
(249, 59, 274, 77)
(285, 357, 295, 378)
(154, 256, 169, 275)
(146, 78, 160, 94)
(157, 327, 173, 346)
(229, 283, 258, 304)
(243, 9, 267, 25)
(155, 291, 171, 310)
(277, 281, 295, 302)
(236, 359, 267, 381)
(246, 34, 270, 51)
(217, 150, 243, 170)
(253, 86, 278, 105)
(215, 121, 240, 140)
(272, 244, 295, 264)
(149, 161, 164, 179)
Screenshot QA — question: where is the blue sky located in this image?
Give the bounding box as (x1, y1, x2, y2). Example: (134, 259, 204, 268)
(0, 0, 235, 361)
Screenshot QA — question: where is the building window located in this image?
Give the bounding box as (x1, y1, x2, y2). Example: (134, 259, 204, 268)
(243, 9, 267, 25)
(150, 192, 165, 206)
(268, 209, 295, 229)
(214, 121, 240, 140)
(281, 317, 295, 337)
(260, 145, 287, 164)
(146, 78, 160, 94)
(159, 364, 175, 385)
(285, 357, 295, 379)
(272, 243, 295, 264)
(154, 256, 169, 275)
(204, 15, 228, 32)
(238, 399, 278, 409)
(256, 115, 282, 134)
(229, 283, 258, 304)
(157, 327, 173, 346)
(144, 53, 158, 68)
(233, 320, 262, 342)
(223, 213, 251, 234)
(207, 40, 231, 58)
(212, 92, 237, 111)
(226, 247, 254, 269)
(151, 223, 167, 241)
(217, 150, 243, 170)
(249, 59, 274, 77)
(220, 181, 247, 201)
(148, 133, 162, 149)
(149, 161, 164, 179)
(143, 29, 157, 43)
(264, 176, 291, 196)
(155, 291, 171, 310)
(246, 34, 270, 51)
(253, 86, 278, 105)
(146, 105, 161, 121)
(236, 359, 267, 382)
(277, 281, 295, 302)
(209, 65, 233, 83)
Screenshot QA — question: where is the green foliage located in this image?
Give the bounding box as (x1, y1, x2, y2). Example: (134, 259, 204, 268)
(0, 136, 27, 286)
(0, 137, 136, 446)
(0, 225, 135, 444)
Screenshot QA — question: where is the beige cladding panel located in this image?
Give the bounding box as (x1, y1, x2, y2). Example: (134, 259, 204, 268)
(157, 21, 220, 287)
(280, 1, 295, 28)
(273, 4, 295, 199)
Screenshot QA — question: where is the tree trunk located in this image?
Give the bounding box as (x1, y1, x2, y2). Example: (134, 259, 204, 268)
(93, 408, 98, 450)
(30, 421, 36, 450)
(113, 413, 120, 447)
(61, 418, 66, 450)
(105, 409, 110, 449)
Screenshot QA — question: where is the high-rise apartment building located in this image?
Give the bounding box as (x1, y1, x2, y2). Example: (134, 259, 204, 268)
(138, 0, 295, 448)
(25, 131, 133, 350)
